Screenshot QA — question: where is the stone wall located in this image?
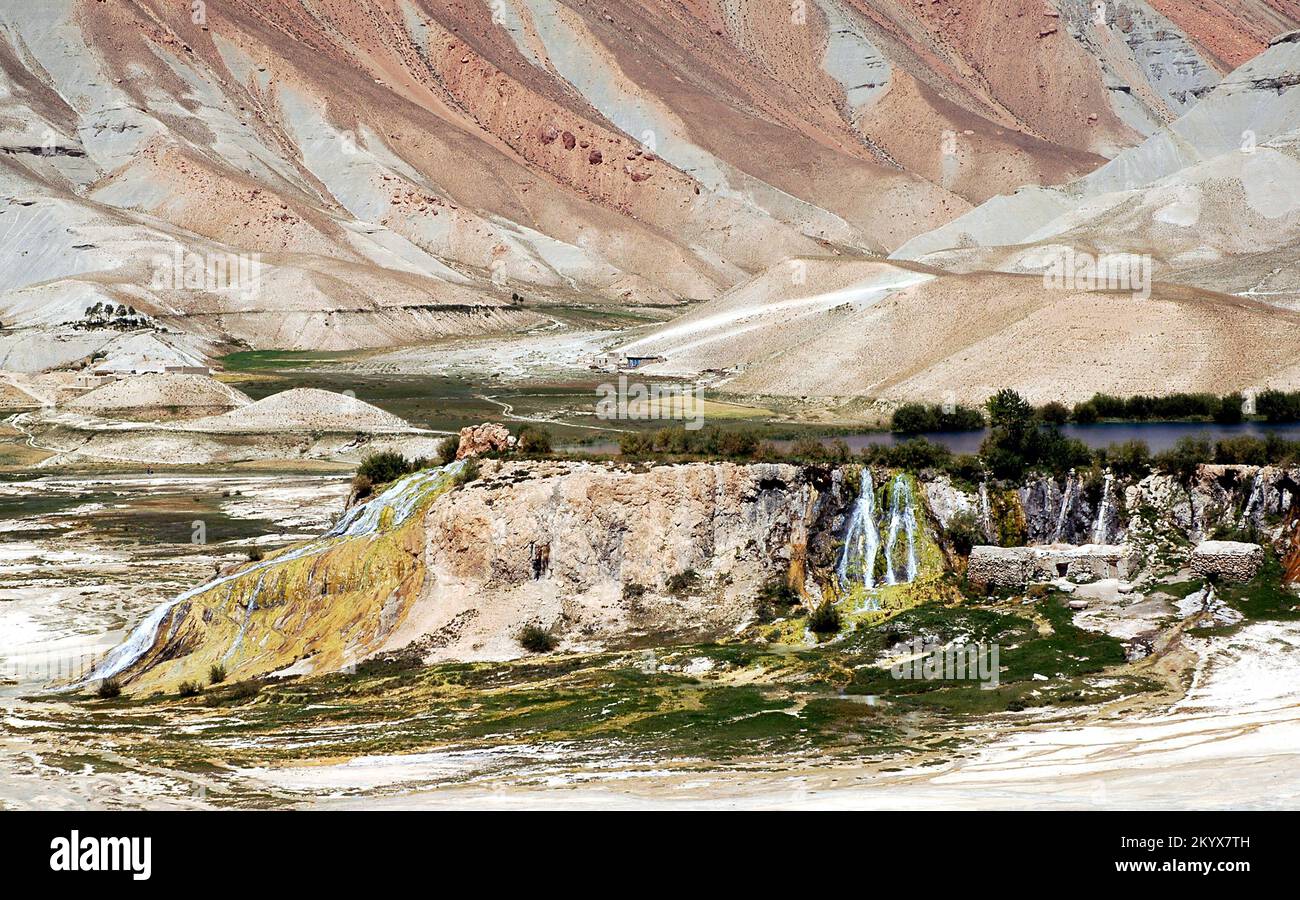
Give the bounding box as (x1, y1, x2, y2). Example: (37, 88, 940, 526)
(966, 546, 1032, 589)
(968, 544, 1139, 588)
(1190, 541, 1264, 582)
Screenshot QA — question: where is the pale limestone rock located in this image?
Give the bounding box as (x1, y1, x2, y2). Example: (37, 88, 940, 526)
(388, 461, 832, 662)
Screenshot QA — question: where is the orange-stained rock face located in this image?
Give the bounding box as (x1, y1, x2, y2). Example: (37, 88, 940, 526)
(1282, 499, 1300, 585)
(456, 423, 516, 459)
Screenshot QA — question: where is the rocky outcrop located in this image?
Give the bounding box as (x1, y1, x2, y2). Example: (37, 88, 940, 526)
(92, 458, 1299, 692)
(455, 423, 515, 459)
(931, 464, 1298, 554)
(1191, 541, 1265, 582)
(394, 461, 849, 661)
(101, 460, 867, 689)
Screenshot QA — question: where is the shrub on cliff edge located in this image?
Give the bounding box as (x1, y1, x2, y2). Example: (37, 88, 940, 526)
(519, 625, 557, 653)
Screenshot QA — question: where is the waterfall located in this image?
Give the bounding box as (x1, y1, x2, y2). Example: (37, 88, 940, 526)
(978, 481, 994, 543)
(1092, 469, 1113, 544)
(1240, 470, 1266, 527)
(836, 470, 920, 601)
(884, 474, 918, 585)
(837, 469, 881, 592)
(1053, 470, 1075, 543)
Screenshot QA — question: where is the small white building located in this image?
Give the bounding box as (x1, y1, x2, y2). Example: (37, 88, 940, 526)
(74, 372, 117, 389)
(590, 352, 665, 372)
(591, 352, 626, 372)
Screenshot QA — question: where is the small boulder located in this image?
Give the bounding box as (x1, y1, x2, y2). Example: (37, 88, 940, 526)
(456, 422, 516, 459)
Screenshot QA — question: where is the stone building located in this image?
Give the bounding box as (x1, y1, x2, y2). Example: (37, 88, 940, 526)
(1190, 541, 1264, 582)
(968, 544, 1140, 589)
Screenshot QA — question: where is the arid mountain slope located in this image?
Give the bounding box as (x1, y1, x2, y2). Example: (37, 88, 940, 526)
(3, 0, 1291, 369)
(628, 265, 1300, 404)
(893, 30, 1300, 308)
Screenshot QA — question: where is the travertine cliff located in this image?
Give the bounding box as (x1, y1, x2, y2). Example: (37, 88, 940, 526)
(390, 461, 844, 661)
(101, 460, 858, 691)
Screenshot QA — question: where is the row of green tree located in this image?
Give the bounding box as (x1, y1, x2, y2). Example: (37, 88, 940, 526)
(615, 389, 1300, 481)
(1048, 390, 1300, 425)
(892, 390, 1300, 431)
(357, 388, 1300, 490)
(890, 402, 986, 433)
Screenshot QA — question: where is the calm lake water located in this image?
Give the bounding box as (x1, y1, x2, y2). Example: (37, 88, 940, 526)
(561, 421, 1300, 456)
(829, 421, 1300, 455)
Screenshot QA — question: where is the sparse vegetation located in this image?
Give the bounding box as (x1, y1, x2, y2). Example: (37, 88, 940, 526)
(73, 301, 155, 332)
(95, 678, 121, 699)
(356, 450, 421, 487)
(203, 680, 260, 706)
(666, 569, 700, 595)
(177, 680, 203, 698)
(454, 458, 480, 485)
(437, 433, 460, 465)
(756, 577, 800, 621)
(618, 425, 764, 459)
(209, 663, 227, 685)
(351, 474, 374, 501)
(944, 511, 982, 557)
(518, 625, 558, 653)
(808, 600, 842, 635)
(1154, 437, 1212, 484)
(516, 425, 553, 455)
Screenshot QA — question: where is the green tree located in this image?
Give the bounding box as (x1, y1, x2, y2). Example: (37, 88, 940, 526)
(516, 425, 552, 455)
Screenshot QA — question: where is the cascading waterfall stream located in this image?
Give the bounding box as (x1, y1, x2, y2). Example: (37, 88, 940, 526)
(884, 474, 918, 586)
(1053, 470, 1075, 543)
(1092, 469, 1114, 544)
(978, 481, 994, 543)
(87, 461, 464, 683)
(837, 471, 920, 610)
(1240, 470, 1266, 527)
(837, 469, 881, 593)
